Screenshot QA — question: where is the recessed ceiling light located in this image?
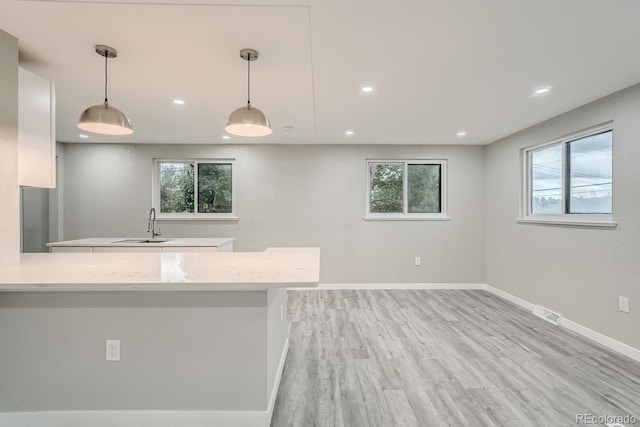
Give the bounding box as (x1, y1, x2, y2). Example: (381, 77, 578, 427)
(79, 134, 89, 139)
(361, 86, 374, 93)
(456, 131, 467, 137)
(345, 130, 355, 136)
(533, 87, 551, 95)
(222, 135, 230, 140)
(173, 99, 185, 105)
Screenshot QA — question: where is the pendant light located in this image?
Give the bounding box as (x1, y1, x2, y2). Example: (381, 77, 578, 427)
(78, 45, 133, 136)
(225, 48, 271, 137)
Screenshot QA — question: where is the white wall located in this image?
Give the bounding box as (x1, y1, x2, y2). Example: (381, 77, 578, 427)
(62, 143, 486, 284)
(0, 29, 19, 267)
(485, 83, 640, 349)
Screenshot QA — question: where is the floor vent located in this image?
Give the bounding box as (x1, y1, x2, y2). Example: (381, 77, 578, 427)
(532, 305, 562, 325)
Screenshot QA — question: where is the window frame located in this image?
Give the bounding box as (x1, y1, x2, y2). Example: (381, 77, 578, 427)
(519, 123, 615, 227)
(364, 159, 449, 221)
(152, 158, 238, 221)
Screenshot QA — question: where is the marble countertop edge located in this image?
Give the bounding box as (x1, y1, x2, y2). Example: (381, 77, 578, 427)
(0, 247, 320, 291)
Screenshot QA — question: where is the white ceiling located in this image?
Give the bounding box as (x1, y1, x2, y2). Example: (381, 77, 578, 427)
(2, 0, 640, 145)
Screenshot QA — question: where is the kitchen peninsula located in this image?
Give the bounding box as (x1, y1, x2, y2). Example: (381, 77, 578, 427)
(0, 247, 320, 427)
(47, 237, 235, 253)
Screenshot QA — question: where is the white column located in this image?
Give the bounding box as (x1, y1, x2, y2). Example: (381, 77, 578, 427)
(0, 29, 20, 267)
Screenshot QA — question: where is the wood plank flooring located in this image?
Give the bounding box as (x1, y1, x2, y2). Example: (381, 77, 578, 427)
(271, 290, 640, 427)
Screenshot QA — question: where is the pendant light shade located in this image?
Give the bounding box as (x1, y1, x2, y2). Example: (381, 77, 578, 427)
(78, 45, 133, 136)
(78, 101, 133, 135)
(226, 104, 271, 137)
(225, 49, 271, 137)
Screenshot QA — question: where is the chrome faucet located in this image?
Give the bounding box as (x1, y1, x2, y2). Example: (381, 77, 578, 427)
(147, 207, 161, 239)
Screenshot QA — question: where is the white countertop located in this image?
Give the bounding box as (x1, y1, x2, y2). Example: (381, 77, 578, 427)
(0, 247, 320, 292)
(47, 237, 235, 247)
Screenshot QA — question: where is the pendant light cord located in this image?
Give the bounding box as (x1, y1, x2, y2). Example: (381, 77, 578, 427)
(247, 55, 251, 106)
(104, 52, 109, 103)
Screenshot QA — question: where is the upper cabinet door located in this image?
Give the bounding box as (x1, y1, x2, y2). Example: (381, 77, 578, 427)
(18, 67, 56, 189)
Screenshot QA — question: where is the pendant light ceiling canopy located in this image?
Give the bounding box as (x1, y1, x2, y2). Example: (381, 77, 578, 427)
(78, 45, 133, 136)
(225, 48, 272, 137)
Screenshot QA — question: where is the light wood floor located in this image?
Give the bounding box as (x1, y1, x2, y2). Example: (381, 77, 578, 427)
(271, 290, 640, 427)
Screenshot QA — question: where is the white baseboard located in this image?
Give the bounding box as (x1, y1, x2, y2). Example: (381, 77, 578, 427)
(484, 285, 640, 363)
(289, 282, 486, 291)
(561, 318, 640, 363)
(0, 410, 266, 427)
(0, 340, 291, 427)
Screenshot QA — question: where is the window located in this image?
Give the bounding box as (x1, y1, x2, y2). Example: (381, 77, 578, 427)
(522, 125, 613, 225)
(365, 160, 448, 220)
(153, 159, 236, 219)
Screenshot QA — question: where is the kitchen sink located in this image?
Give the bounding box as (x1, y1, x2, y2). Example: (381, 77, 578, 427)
(111, 238, 173, 244)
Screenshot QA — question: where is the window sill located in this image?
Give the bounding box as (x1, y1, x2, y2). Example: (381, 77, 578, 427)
(363, 215, 451, 222)
(157, 216, 239, 222)
(515, 217, 616, 228)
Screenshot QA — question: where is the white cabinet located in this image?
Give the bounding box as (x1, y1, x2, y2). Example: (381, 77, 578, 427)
(93, 246, 163, 253)
(161, 246, 221, 253)
(18, 67, 56, 189)
(50, 245, 231, 253)
(50, 246, 92, 254)
(161, 242, 233, 252)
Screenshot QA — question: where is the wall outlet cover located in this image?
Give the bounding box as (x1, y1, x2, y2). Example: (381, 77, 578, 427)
(619, 296, 629, 313)
(106, 339, 120, 361)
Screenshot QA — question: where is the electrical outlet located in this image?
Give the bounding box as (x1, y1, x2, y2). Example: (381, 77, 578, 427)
(619, 296, 629, 313)
(106, 339, 120, 361)
(415, 256, 421, 266)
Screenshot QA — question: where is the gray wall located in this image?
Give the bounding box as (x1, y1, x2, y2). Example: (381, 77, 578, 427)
(61, 144, 486, 284)
(21, 188, 49, 252)
(485, 83, 640, 349)
(49, 141, 65, 243)
(0, 291, 275, 411)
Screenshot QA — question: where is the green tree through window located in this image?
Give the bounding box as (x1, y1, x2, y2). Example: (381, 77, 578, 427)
(367, 160, 445, 217)
(157, 160, 234, 216)
(369, 163, 404, 213)
(198, 163, 232, 213)
(160, 162, 194, 213)
(408, 164, 440, 213)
